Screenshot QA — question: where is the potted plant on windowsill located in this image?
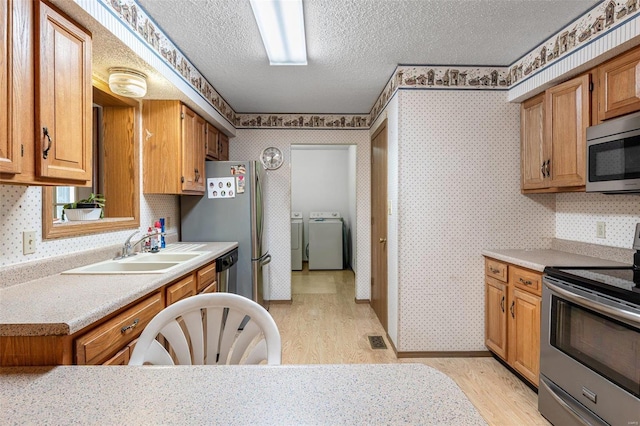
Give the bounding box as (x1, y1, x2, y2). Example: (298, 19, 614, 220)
(63, 193, 106, 221)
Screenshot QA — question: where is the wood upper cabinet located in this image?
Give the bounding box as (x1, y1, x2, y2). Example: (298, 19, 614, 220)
(1, 0, 92, 185)
(484, 258, 541, 387)
(36, 0, 92, 182)
(521, 74, 590, 193)
(142, 100, 206, 195)
(205, 122, 219, 160)
(520, 93, 546, 190)
(597, 46, 640, 122)
(545, 74, 590, 188)
(218, 132, 229, 161)
(181, 105, 206, 193)
(0, 0, 20, 174)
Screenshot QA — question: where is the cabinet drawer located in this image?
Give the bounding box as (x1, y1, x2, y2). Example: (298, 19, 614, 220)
(485, 259, 507, 282)
(197, 260, 216, 292)
(166, 273, 197, 305)
(75, 292, 163, 365)
(510, 266, 542, 296)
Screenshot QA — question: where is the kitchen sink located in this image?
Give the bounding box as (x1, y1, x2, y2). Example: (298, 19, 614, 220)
(128, 252, 207, 263)
(62, 251, 209, 275)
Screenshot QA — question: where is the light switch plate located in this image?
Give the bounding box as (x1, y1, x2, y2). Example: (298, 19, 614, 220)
(23, 231, 36, 254)
(596, 222, 606, 239)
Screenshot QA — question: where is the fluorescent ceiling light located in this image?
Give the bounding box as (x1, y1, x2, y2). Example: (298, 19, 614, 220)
(250, 0, 307, 66)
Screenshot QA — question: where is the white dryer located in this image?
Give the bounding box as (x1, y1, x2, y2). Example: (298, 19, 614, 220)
(308, 211, 343, 270)
(291, 212, 303, 271)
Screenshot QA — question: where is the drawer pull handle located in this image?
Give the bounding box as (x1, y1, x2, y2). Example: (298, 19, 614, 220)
(121, 318, 139, 334)
(500, 295, 505, 313)
(510, 301, 515, 318)
(489, 267, 500, 274)
(519, 278, 533, 286)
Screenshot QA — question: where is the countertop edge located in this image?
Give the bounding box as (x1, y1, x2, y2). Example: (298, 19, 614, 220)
(0, 242, 238, 337)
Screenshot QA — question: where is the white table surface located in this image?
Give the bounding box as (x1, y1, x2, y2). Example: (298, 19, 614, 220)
(0, 363, 487, 425)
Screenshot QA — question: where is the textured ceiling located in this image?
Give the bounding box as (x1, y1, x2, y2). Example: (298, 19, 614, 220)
(57, 0, 601, 115)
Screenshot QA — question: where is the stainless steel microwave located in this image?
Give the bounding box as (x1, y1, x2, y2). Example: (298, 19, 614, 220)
(586, 111, 640, 193)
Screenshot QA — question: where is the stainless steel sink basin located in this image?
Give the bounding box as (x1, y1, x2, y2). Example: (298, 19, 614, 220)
(62, 251, 209, 275)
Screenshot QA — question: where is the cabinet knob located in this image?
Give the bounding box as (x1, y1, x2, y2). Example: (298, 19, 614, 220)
(379, 238, 386, 243)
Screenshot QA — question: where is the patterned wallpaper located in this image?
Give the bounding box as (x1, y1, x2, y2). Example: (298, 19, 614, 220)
(0, 186, 179, 267)
(394, 90, 557, 352)
(556, 193, 640, 248)
(229, 129, 371, 301)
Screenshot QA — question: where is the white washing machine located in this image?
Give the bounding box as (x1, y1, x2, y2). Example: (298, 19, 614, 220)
(308, 211, 343, 270)
(291, 212, 303, 271)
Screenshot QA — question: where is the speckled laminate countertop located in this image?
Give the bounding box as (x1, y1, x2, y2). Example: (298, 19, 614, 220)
(0, 364, 487, 425)
(0, 242, 237, 337)
(481, 249, 630, 272)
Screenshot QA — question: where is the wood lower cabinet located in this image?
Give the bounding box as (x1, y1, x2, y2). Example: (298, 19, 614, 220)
(0, 257, 225, 367)
(0, 0, 92, 185)
(196, 260, 217, 292)
(485, 277, 507, 359)
(142, 100, 206, 195)
(484, 258, 541, 387)
(166, 273, 197, 305)
(75, 292, 164, 365)
(598, 45, 640, 122)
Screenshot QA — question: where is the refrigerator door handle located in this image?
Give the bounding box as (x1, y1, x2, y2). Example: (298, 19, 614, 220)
(259, 254, 272, 266)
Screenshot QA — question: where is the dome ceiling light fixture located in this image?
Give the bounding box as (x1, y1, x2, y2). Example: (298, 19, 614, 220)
(108, 67, 148, 98)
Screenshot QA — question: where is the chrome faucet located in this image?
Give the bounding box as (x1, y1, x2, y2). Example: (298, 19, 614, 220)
(117, 230, 164, 259)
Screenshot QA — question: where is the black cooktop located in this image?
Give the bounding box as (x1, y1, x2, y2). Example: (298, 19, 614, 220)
(544, 266, 640, 305)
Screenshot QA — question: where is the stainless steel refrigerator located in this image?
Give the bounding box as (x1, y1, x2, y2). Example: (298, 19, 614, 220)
(180, 161, 270, 309)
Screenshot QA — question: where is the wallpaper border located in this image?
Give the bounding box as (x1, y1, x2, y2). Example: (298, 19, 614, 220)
(99, 0, 638, 130)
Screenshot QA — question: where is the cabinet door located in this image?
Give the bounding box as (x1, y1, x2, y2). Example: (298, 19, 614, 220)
(598, 46, 640, 121)
(36, 1, 92, 182)
(102, 347, 130, 365)
(485, 278, 508, 360)
(545, 74, 590, 188)
(0, 0, 20, 174)
(181, 105, 205, 193)
(521, 93, 546, 190)
(508, 287, 541, 386)
(218, 132, 229, 161)
(205, 122, 219, 160)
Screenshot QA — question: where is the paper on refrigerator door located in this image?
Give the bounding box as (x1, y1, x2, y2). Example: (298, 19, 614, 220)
(207, 177, 236, 198)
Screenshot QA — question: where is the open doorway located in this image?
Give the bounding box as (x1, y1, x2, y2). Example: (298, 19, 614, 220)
(290, 144, 357, 293)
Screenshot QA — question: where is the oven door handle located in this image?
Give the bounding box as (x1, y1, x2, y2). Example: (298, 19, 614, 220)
(544, 279, 640, 326)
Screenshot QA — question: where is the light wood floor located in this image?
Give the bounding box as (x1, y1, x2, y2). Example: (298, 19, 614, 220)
(269, 265, 550, 425)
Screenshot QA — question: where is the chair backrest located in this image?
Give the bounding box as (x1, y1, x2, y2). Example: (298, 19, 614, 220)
(129, 293, 281, 366)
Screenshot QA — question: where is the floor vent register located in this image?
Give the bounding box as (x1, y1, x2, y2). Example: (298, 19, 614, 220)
(368, 335, 387, 350)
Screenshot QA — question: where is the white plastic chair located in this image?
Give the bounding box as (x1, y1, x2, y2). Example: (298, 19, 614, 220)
(129, 293, 281, 366)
